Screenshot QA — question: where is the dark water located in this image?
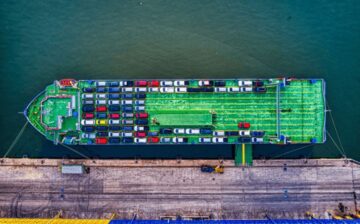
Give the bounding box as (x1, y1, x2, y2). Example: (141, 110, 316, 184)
(0, 0, 359, 160)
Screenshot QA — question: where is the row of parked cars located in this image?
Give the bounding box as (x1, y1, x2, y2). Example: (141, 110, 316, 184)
(92, 136, 263, 144)
(160, 128, 264, 137)
(93, 80, 264, 87)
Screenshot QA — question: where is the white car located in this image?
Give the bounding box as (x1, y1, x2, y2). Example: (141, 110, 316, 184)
(122, 120, 134, 125)
(81, 133, 96, 139)
(160, 137, 171, 143)
(160, 87, 175, 93)
(185, 129, 200, 134)
(174, 128, 185, 134)
(227, 87, 240, 92)
(119, 81, 130, 86)
(108, 100, 120, 105)
(122, 87, 133, 92)
(108, 132, 121, 137)
(109, 119, 120, 125)
(81, 119, 95, 125)
(240, 87, 253, 92)
(134, 125, 146, 131)
(135, 100, 145, 105)
(135, 106, 145, 111)
(239, 130, 251, 136)
(199, 137, 211, 143)
(172, 137, 186, 143)
(148, 87, 159, 92)
(135, 87, 147, 92)
(134, 138, 147, 143)
(96, 100, 107, 105)
(160, 81, 173, 86)
(252, 137, 264, 143)
(122, 113, 134, 118)
(96, 94, 107, 99)
(198, 80, 212, 86)
(96, 81, 107, 87)
(214, 87, 226, 92)
(212, 137, 227, 143)
(81, 94, 94, 99)
(238, 80, 253, 86)
(121, 100, 133, 105)
(174, 80, 188, 86)
(121, 132, 133, 137)
(213, 131, 225, 136)
(175, 87, 187, 93)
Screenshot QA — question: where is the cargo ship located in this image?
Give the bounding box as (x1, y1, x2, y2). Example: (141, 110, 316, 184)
(24, 78, 326, 145)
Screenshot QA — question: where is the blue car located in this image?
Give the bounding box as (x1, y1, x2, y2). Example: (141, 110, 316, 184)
(148, 131, 158, 136)
(96, 87, 107, 93)
(135, 119, 148, 125)
(109, 87, 120, 93)
(251, 131, 265, 137)
(82, 105, 94, 112)
(96, 132, 108, 137)
(121, 106, 133, 112)
(109, 81, 119, 87)
(200, 128, 212, 135)
(96, 126, 108, 131)
(122, 126, 133, 131)
(81, 126, 95, 132)
(96, 113, 107, 119)
(160, 128, 172, 134)
(109, 126, 121, 131)
(122, 94, 133, 99)
(108, 105, 120, 111)
(108, 94, 120, 99)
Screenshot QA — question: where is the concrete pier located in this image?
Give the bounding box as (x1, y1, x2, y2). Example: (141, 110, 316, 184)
(0, 158, 359, 219)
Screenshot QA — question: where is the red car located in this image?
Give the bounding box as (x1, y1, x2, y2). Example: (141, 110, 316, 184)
(148, 80, 159, 87)
(82, 113, 94, 119)
(135, 80, 147, 87)
(96, 105, 107, 112)
(136, 112, 148, 119)
(135, 131, 146, 138)
(95, 137, 107, 144)
(238, 122, 250, 129)
(109, 113, 120, 119)
(147, 137, 160, 143)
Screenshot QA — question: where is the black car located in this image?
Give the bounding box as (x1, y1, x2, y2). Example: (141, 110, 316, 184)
(109, 137, 121, 144)
(122, 137, 133, 143)
(214, 81, 226, 87)
(82, 87, 94, 93)
(160, 128, 172, 134)
(96, 132, 108, 137)
(135, 93, 146, 99)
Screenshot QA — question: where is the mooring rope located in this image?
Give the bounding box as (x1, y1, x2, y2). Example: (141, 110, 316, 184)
(326, 101, 346, 152)
(326, 131, 347, 158)
(271, 144, 315, 159)
(59, 143, 91, 160)
(2, 121, 29, 158)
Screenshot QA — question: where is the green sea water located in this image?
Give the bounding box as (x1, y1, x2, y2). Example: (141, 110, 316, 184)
(0, 0, 359, 160)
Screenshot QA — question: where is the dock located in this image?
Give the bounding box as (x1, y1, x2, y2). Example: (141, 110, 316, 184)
(0, 158, 359, 220)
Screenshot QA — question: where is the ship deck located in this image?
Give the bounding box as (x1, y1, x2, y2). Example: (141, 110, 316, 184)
(25, 78, 326, 145)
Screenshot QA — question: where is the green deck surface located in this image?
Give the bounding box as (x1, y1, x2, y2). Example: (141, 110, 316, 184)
(151, 113, 213, 126)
